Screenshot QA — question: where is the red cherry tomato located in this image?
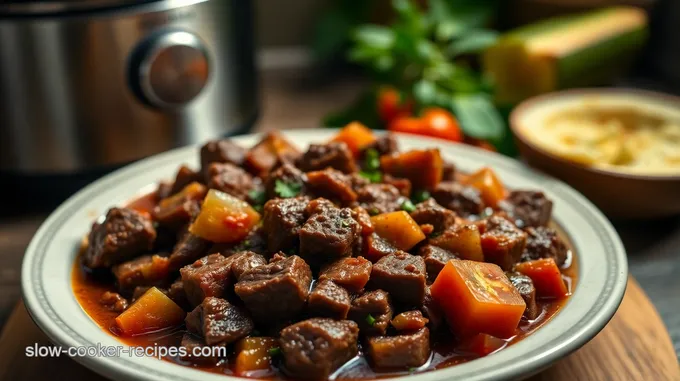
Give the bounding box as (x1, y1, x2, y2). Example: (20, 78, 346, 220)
(377, 87, 413, 124)
(420, 108, 463, 142)
(388, 107, 463, 143)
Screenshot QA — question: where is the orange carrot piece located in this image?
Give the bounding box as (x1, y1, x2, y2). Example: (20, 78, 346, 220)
(234, 337, 278, 377)
(430, 260, 526, 338)
(331, 122, 377, 157)
(514, 258, 568, 299)
(189, 189, 260, 243)
(380, 149, 444, 189)
(115, 287, 185, 336)
(464, 167, 506, 207)
(370, 211, 426, 251)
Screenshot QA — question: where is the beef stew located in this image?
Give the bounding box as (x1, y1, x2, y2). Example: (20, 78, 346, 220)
(72, 126, 576, 380)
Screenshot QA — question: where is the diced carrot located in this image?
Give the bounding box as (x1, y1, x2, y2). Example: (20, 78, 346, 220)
(459, 333, 507, 356)
(464, 167, 506, 207)
(244, 131, 300, 176)
(158, 182, 207, 210)
(380, 149, 444, 189)
(430, 260, 526, 338)
(370, 211, 426, 251)
(331, 121, 377, 157)
(430, 224, 484, 262)
(514, 258, 568, 299)
(189, 189, 260, 243)
(234, 337, 278, 377)
(115, 287, 185, 336)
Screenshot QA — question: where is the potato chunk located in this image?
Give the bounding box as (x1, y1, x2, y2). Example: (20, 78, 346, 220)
(189, 189, 260, 243)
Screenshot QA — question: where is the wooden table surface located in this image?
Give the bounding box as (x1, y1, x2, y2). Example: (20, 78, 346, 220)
(0, 70, 679, 379)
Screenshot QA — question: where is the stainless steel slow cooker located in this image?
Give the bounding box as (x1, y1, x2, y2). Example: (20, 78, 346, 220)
(0, 0, 257, 173)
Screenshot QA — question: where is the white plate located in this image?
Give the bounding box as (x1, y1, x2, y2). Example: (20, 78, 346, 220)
(22, 130, 627, 381)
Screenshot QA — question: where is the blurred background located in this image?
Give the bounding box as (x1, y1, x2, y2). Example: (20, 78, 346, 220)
(0, 0, 677, 206)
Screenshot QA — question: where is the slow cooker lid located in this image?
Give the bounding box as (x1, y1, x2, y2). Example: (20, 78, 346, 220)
(0, 0, 162, 16)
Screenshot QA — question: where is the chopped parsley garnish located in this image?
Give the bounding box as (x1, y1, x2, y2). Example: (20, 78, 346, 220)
(268, 347, 282, 356)
(359, 170, 382, 183)
(274, 179, 302, 198)
(365, 314, 376, 326)
(364, 148, 380, 171)
(400, 199, 416, 213)
(248, 189, 266, 206)
(368, 207, 380, 216)
(408, 367, 417, 373)
(412, 190, 431, 203)
(341, 219, 352, 227)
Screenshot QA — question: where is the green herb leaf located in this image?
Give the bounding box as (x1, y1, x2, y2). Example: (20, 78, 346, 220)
(364, 148, 381, 170)
(365, 314, 376, 326)
(359, 170, 382, 184)
(451, 93, 505, 143)
(368, 207, 380, 216)
(353, 25, 395, 50)
(401, 199, 416, 213)
(248, 189, 266, 206)
(341, 219, 352, 227)
(412, 190, 431, 203)
(448, 29, 498, 56)
(268, 347, 282, 356)
(274, 180, 302, 198)
(413, 79, 437, 106)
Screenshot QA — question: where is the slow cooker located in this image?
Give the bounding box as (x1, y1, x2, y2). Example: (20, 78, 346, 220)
(0, 0, 258, 174)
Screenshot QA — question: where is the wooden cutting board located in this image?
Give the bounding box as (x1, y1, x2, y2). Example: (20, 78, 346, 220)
(0, 277, 677, 381)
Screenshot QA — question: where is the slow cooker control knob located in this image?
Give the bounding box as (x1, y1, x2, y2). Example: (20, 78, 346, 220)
(131, 31, 210, 109)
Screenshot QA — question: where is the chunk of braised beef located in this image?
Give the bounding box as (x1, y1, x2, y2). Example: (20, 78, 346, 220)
(234, 255, 312, 324)
(501, 190, 553, 228)
(167, 278, 191, 310)
(100, 291, 129, 312)
(410, 198, 457, 233)
(308, 279, 351, 319)
(298, 142, 357, 174)
(156, 181, 173, 201)
(367, 327, 430, 368)
(370, 251, 427, 306)
(481, 216, 528, 271)
(391, 310, 429, 332)
(262, 197, 309, 253)
(229, 251, 267, 281)
(280, 318, 359, 380)
(442, 161, 456, 181)
(431, 181, 485, 217)
(180, 333, 220, 365)
(200, 139, 246, 177)
(185, 297, 254, 345)
(84, 207, 157, 269)
(351, 207, 374, 236)
(304, 198, 336, 217)
(521, 226, 568, 266)
(265, 163, 306, 200)
(357, 184, 404, 216)
(306, 168, 358, 204)
(170, 165, 204, 195)
(180, 254, 231, 307)
(360, 134, 398, 157)
(168, 232, 210, 271)
(244, 131, 301, 177)
(206, 162, 255, 201)
(217, 226, 268, 257)
(507, 272, 539, 320)
(421, 287, 444, 331)
(363, 233, 398, 263)
(153, 183, 206, 230)
(319, 256, 372, 293)
(349, 290, 393, 336)
(112, 254, 171, 293)
(382, 175, 412, 197)
(349, 173, 370, 191)
(419, 245, 459, 282)
(299, 207, 360, 267)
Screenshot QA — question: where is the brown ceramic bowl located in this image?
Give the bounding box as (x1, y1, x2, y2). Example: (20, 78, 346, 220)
(510, 88, 680, 219)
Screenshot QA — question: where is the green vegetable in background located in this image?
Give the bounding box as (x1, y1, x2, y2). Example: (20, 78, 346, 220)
(327, 0, 507, 147)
